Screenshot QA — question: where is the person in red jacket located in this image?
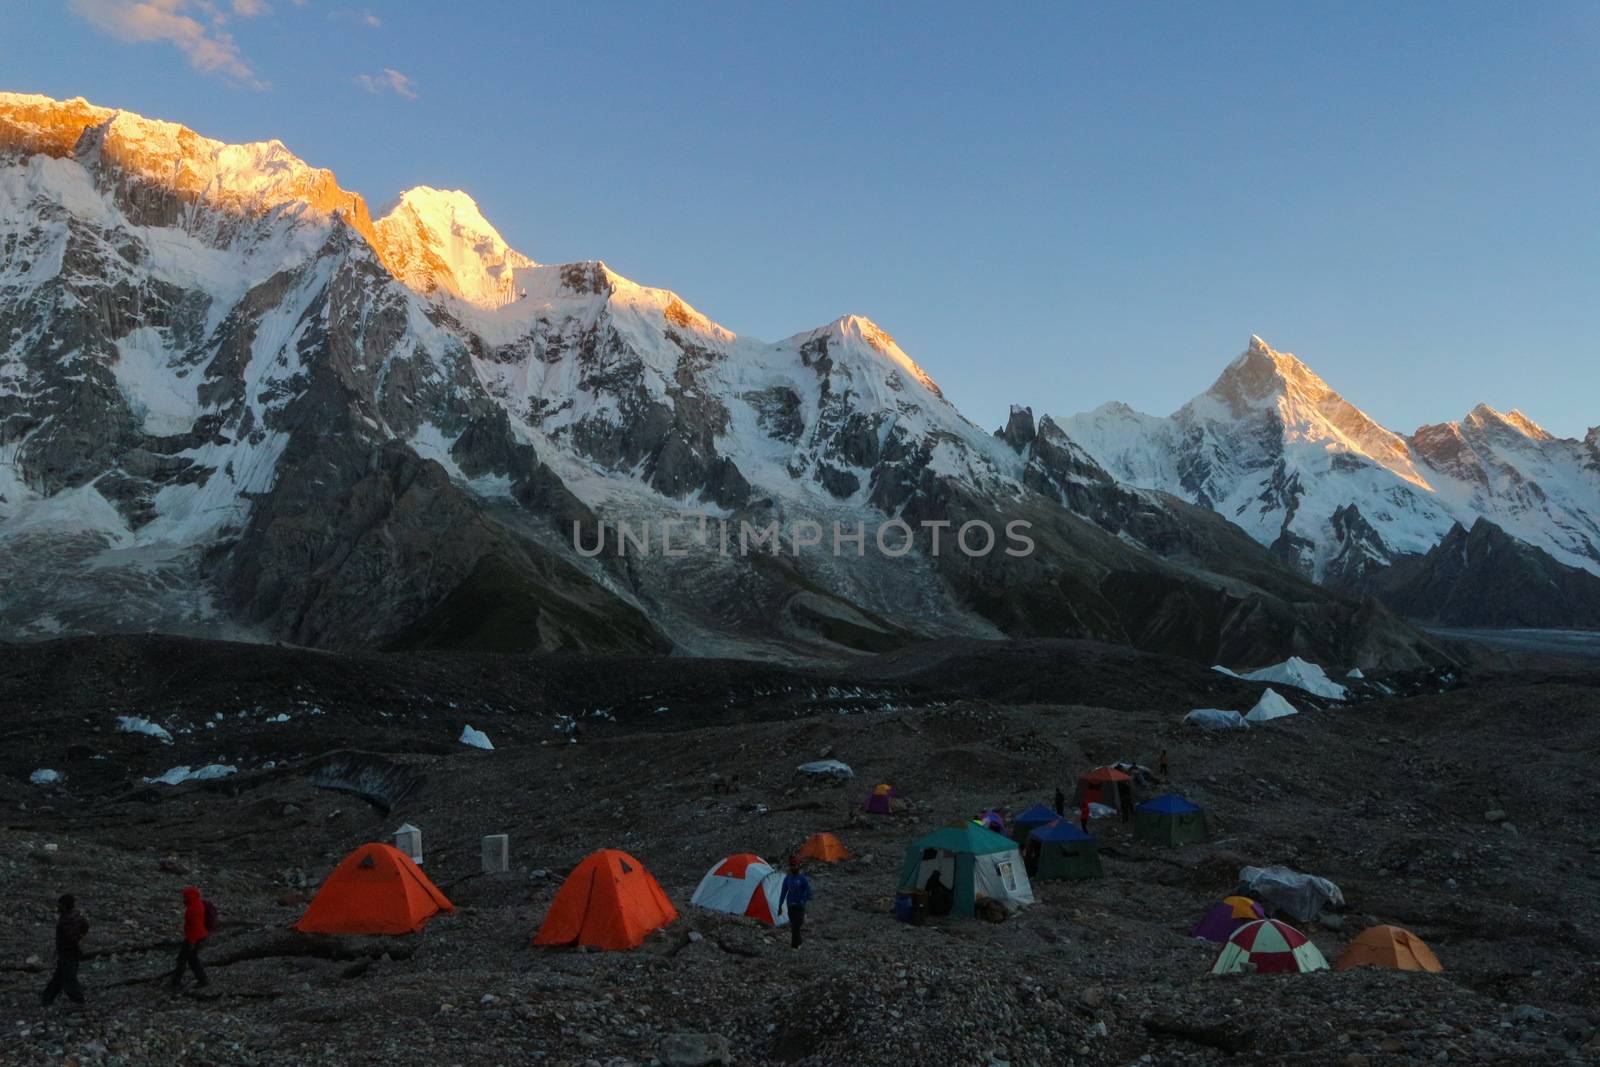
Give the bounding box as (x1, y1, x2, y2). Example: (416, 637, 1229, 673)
(171, 887, 210, 990)
(1079, 793, 1090, 834)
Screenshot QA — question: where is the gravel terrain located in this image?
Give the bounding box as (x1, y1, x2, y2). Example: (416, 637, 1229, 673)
(2, 635, 1598, 1066)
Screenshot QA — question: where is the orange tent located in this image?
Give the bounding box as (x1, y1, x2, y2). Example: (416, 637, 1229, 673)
(1336, 925, 1444, 973)
(533, 849, 678, 951)
(795, 832, 852, 864)
(1077, 765, 1133, 807)
(294, 842, 454, 935)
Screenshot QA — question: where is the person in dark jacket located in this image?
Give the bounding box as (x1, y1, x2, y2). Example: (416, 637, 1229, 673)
(171, 887, 209, 990)
(1053, 786, 1065, 816)
(1159, 750, 1169, 778)
(41, 894, 89, 1007)
(924, 868, 953, 917)
(777, 858, 812, 949)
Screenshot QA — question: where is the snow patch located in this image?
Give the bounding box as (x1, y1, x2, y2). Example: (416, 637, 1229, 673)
(144, 764, 237, 785)
(459, 724, 494, 750)
(117, 715, 173, 743)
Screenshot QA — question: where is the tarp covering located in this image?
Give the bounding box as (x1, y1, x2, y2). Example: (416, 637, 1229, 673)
(796, 759, 854, 779)
(1184, 708, 1249, 730)
(1238, 657, 1349, 700)
(1238, 865, 1345, 922)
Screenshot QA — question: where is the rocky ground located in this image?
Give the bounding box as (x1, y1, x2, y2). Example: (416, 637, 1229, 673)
(2, 635, 1598, 1066)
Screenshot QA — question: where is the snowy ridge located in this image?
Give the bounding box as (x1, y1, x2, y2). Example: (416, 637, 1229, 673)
(1060, 336, 1600, 580)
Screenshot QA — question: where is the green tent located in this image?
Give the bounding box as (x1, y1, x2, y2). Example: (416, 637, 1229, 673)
(1133, 794, 1209, 846)
(1028, 820, 1103, 880)
(898, 823, 1034, 918)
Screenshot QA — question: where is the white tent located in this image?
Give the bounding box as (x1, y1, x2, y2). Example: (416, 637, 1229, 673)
(1245, 688, 1299, 723)
(1184, 708, 1249, 730)
(1238, 865, 1345, 922)
(690, 853, 787, 926)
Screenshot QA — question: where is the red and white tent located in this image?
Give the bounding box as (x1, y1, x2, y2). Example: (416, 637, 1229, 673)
(1211, 918, 1329, 974)
(689, 853, 787, 926)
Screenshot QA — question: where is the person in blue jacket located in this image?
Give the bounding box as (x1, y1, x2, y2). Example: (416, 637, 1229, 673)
(778, 857, 812, 949)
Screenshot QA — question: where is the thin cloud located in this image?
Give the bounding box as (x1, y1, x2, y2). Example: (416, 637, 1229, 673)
(328, 7, 380, 27)
(355, 68, 418, 100)
(68, 0, 268, 89)
(231, 0, 270, 15)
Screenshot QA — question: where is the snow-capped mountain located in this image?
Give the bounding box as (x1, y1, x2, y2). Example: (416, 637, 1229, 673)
(1060, 336, 1600, 604)
(0, 93, 1447, 666)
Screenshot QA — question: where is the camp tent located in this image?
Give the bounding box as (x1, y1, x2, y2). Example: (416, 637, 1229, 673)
(1111, 761, 1158, 786)
(690, 853, 786, 927)
(533, 849, 678, 951)
(795, 832, 851, 864)
(1190, 896, 1265, 942)
(1133, 794, 1209, 846)
(1211, 919, 1329, 974)
(1009, 804, 1061, 845)
(1027, 819, 1102, 880)
(1245, 688, 1299, 723)
(1336, 925, 1443, 973)
(294, 842, 455, 935)
(898, 823, 1034, 918)
(1074, 766, 1134, 815)
(976, 810, 1006, 834)
(862, 783, 904, 815)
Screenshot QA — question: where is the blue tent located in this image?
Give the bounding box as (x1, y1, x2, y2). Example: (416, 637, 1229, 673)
(1026, 819, 1102, 879)
(1134, 794, 1208, 845)
(1010, 804, 1061, 844)
(1136, 794, 1203, 815)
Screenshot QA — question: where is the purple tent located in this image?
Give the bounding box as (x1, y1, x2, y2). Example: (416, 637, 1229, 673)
(977, 810, 1006, 833)
(1190, 899, 1266, 943)
(862, 785, 901, 814)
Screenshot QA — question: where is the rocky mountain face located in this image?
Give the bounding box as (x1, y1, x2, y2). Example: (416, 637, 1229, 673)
(0, 93, 1450, 666)
(1060, 336, 1600, 626)
(1371, 518, 1600, 629)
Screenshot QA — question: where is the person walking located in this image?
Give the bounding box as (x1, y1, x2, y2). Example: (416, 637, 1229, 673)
(778, 858, 812, 949)
(1159, 750, 1169, 779)
(41, 894, 89, 1008)
(171, 887, 210, 991)
(1053, 785, 1065, 817)
(1078, 793, 1090, 834)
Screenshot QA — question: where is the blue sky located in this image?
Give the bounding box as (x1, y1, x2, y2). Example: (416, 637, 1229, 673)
(8, 1, 1598, 436)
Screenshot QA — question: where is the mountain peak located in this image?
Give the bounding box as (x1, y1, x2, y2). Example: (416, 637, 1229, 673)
(1462, 403, 1552, 441)
(1203, 335, 1328, 416)
(374, 185, 534, 309)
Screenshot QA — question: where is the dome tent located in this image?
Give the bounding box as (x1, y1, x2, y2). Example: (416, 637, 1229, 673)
(1026, 819, 1102, 880)
(1190, 896, 1265, 942)
(898, 823, 1033, 918)
(294, 842, 454, 935)
(690, 853, 787, 926)
(1336, 925, 1443, 973)
(1009, 804, 1061, 845)
(1133, 794, 1209, 846)
(1212, 919, 1329, 975)
(795, 832, 851, 864)
(533, 849, 678, 951)
(862, 783, 904, 815)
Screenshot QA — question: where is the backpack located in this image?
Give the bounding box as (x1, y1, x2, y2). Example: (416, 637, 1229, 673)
(203, 899, 219, 933)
